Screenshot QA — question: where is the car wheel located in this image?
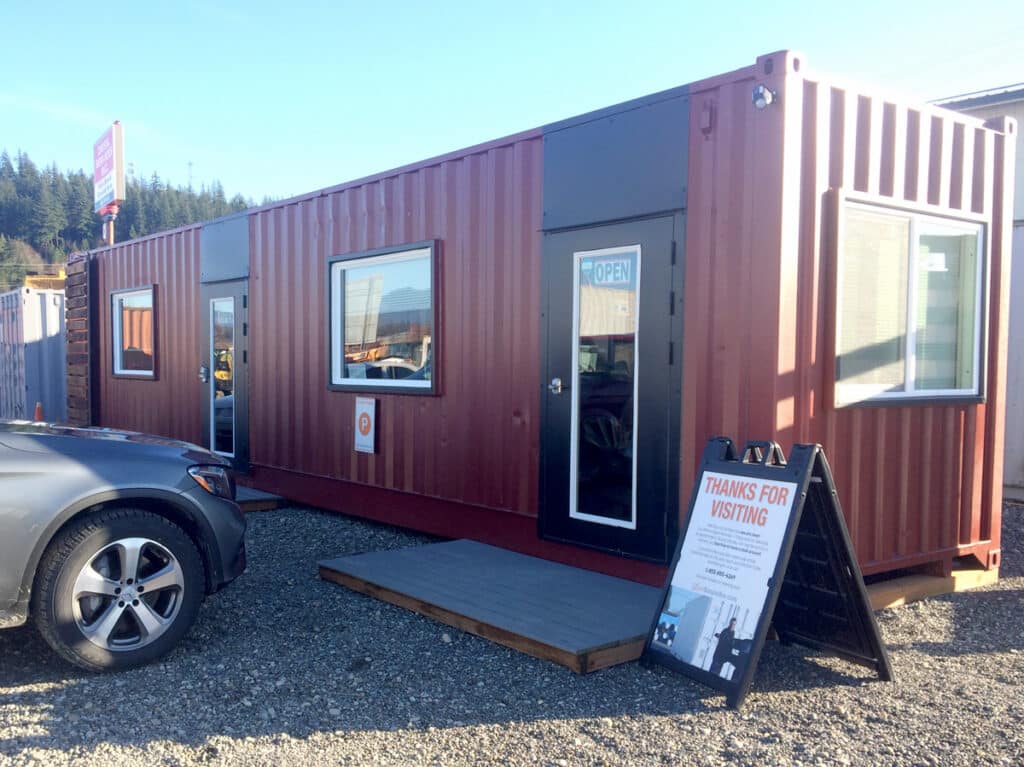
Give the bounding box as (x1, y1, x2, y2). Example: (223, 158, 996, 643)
(32, 508, 205, 671)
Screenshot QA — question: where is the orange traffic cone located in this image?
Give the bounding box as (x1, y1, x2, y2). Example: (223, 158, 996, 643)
(33, 401, 43, 422)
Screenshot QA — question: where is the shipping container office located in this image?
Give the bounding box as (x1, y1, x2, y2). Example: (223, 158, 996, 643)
(67, 51, 1016, 585)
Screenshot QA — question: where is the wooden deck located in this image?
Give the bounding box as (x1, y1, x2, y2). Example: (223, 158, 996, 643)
(318, 540, 664, 674)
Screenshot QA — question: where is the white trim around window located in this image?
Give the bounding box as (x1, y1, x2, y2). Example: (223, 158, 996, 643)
(328, 242, 436, 393)
(111, 286, 156, 378)
(835, 203, 985, 407)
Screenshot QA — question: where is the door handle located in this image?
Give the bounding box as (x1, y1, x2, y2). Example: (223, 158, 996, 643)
(548, 377, 566, 395)
(198, 363, 210, 383)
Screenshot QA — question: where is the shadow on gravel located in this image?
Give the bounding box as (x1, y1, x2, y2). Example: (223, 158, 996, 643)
(999, 503, 1024, 579)
(0, 506, 970, 756)
(884, 502, 1023, 659)
(1, 626, 883, 756)
(887, 589, 1024, 658)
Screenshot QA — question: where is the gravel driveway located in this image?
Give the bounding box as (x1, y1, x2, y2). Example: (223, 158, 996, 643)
(2, 503, 1022, 766)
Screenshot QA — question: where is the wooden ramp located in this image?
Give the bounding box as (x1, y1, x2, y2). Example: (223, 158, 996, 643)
(318, 540, 663, 674)
(235, 486, 287, 512)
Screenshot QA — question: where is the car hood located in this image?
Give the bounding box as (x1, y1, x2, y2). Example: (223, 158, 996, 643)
(0, 421, 225, 465)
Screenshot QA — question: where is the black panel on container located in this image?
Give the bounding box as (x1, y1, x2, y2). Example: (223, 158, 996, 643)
(542, 88, 689, 231)
(201, 213, 250, 284)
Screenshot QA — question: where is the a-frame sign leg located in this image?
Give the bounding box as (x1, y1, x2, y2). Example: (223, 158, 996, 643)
(771, 447, 894, 682)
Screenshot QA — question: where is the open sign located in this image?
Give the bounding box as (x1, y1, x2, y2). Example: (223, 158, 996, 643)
(586, 256, 634, 287)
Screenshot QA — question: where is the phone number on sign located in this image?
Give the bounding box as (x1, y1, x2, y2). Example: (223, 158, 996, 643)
(705, 567, 736, 580)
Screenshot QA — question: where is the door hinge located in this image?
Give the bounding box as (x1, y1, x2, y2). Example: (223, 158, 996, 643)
(243, 294, 248, 309)
(669, 291, 675, 315)
(668, 342, 674, 365)
(243, 350, 248, 364)
(670, 240, 677, 266)
(243, 322, 248, 337)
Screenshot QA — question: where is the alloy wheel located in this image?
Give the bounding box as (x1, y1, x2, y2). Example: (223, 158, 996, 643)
(71, 537, 186, 651)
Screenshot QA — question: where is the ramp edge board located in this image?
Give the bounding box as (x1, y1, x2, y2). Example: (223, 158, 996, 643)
(866, 568, 999, 610)
(318, 565, 647, 673)
(235, 486, 287, 512)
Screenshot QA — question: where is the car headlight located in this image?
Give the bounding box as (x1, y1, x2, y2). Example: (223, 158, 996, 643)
(188, 465, 236, 500)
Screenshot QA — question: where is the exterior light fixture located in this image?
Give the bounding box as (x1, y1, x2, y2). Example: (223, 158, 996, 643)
(752, 84, 776, 109)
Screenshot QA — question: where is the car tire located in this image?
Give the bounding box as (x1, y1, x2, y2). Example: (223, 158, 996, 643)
(32, 508, 205, 671)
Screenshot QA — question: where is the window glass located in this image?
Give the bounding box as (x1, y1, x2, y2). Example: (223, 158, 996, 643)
(915, 227, 978, 391)
(571, 246, 640, 529)
(837, 210, 908, 393)
(330, 246, 433, 389)
(112, 288, 154, 376)
(836, 206, 983, 406)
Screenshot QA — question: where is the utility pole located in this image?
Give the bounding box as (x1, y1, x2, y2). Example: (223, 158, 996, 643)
(101, 205, 119, 246)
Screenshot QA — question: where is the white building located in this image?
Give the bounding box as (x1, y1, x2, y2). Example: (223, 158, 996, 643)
(941, 86, 1024, 499)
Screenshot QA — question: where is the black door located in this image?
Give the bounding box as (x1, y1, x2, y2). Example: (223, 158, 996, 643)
(199, 280, 249, 471)
(539, 216, 682, 563)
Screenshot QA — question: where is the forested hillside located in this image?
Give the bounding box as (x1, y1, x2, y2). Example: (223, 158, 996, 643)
(0, 150, 255, 291)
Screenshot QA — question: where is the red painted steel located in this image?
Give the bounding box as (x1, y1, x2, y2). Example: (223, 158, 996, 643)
(93, 226, 202, 443)
(248, 133, 544, 517)
(681, 52, 1014, 576)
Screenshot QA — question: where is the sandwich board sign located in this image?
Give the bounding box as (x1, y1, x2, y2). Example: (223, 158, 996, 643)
(644, 437, 893, 709)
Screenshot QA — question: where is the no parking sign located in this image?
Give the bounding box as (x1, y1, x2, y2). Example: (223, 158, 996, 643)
(354, 397, 377, 454)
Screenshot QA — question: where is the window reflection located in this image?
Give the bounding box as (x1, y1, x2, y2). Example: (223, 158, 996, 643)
(573, 248, 639, 527)
(331, 247, 433, 388)
(212, 298, 234, 455)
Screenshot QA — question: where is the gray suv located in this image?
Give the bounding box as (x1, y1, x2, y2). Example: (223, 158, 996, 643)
(0, 421, 246, 671)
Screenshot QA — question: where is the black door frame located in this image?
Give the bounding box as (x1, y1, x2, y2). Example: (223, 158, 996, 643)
(539, 213, 684, 563)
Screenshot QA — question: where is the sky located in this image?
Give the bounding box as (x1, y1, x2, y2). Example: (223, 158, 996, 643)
(2, 0, 1022, 203)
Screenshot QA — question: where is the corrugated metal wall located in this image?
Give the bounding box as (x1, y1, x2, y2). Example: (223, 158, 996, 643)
(0, 290, 27, 419)
(682, 52, 1014, 574)
(248, 133, 544, 515)
(0, 288, 66, 421)
(93, 226, 203, 443)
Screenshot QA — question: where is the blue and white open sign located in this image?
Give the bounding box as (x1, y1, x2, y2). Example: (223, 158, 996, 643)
(582, 254, 635, 288)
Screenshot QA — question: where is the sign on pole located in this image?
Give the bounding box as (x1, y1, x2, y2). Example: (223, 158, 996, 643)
(644, 437, 893, 709)
(93, 122, 126, 214)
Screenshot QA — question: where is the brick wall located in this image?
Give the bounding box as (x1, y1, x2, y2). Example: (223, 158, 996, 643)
(65, 253, 91, 426)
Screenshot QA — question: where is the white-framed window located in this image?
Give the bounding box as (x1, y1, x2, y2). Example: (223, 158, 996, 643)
(835, 203, 985, 406)
(328, 242, 435, 392)
(111, 286, 156, 377)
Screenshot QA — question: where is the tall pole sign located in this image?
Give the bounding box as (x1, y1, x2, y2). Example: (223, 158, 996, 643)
(94, 122, 126, 246)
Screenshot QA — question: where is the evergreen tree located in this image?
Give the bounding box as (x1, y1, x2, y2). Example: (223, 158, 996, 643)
(0, 148, 258, 275)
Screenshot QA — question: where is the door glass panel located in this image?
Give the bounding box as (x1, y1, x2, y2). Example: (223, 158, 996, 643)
(211, 298, 234, 455)
(570, 245, 640, 529)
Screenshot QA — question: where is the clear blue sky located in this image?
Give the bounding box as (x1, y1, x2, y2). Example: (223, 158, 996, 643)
(2, 1, 1021, 202)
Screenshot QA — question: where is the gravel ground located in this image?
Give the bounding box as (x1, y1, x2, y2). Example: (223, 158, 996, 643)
(2, 503, 1023, 766)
